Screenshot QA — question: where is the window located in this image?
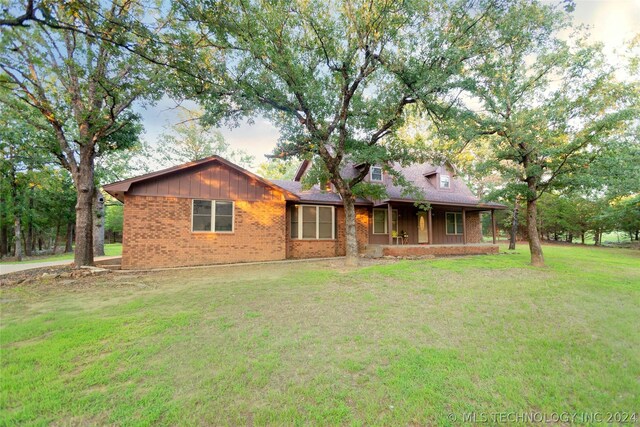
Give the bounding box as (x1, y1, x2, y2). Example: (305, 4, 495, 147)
(372, 209, 398, 234)
(290, 205, 335, 239)
(446, 212, 464, 235)
(440, 174, 451, 189)
(370, 166, 383, 182)
(192, 200, 234, 232)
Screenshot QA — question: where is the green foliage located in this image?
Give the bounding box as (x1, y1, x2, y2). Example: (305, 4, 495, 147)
(156, 115, 254, 168)
(173, 0, 503, 193)
(105, 203, 124, 234)
(256, 158, 298, 180)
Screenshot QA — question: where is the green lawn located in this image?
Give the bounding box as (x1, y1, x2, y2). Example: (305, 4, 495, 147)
(1, 245, 639, 425)
(0, 243, 122, 264)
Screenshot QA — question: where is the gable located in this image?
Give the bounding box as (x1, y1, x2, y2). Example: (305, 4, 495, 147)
(126, 161, 285, 202)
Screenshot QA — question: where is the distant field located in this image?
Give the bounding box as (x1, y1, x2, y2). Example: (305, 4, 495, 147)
(1, 244, 639, 425)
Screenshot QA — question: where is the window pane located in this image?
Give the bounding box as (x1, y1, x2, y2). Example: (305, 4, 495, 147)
(301, 206, 317, 238)
(302, 206, 316, 222)
(302, 222, 316, 239)
(373, 210, 387, 234)
(193, 200, 211, 215)
(318, 206, 332, 223)
(319, 222, 332, 239)
(291, 206, 299, 238)
(440, 175, 450, 188)
(392, 210, 398, 233)
(215, 215, 233, 232)
(215, 201, 233, 216)
(193, 216, 211, 231)
(318, 207, 333, 239)
(446, 213, 456, 234)
(456, 213, 463, 234)
(371, 167, 383, 181)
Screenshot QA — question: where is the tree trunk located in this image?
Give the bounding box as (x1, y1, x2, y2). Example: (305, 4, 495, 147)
(635, 230, 639, 241)
(594, 229, 601, 246)
(93, 189, 105, 256)
(52, 222, 61, 255)
(526, 194, 544, 267)
(581, 232, 585, 245)
(14, 216, 23, 261)
(65, 221, 73, 253)
(74, 147, 95, 267)
(0, 216, 7, 258)
(508, 199, 518, 250)
(342, 195, 359, 267)
(567, 233, 573, 243)
(24, 219, 32, 257)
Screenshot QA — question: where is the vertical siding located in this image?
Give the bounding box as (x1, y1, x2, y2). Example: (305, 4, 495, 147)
(127, 161, 283, 202)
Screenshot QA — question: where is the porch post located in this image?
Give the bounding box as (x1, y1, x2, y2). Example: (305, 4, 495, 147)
(491, 209, 497, 244)
(462, 208, 467, 245)
(427, 208, 433, 245)
(387, 203, 393, 245)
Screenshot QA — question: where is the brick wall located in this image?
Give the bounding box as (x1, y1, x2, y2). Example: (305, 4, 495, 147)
(355, 207, 369, 252)
(122, 195, 287, 269)
(465, 211, 482, 243)
(383, 244, 498, 257)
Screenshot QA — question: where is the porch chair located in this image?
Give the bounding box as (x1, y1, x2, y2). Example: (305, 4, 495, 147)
(392, 230, 404, 245)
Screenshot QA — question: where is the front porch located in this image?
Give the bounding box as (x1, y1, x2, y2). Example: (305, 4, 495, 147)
(364, 243, 500, 258)
(369, 201, 499, 246)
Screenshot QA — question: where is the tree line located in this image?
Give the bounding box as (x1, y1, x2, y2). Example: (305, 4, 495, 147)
(1, 0, 638, 267)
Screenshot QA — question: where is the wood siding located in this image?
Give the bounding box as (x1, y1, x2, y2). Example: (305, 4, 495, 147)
(128, 162, 284, 202)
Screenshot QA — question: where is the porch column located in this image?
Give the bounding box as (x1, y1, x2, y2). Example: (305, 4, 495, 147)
(427, 208, 433, 245)
(491, 209, 497, 244)
(462, 208, 467, 245)
(387, 203, 393, 245)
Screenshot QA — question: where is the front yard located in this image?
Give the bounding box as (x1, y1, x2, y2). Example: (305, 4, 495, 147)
(1, 245, 639, 425)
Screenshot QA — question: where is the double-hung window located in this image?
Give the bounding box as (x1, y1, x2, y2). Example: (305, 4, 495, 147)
(446, 212, 464, 235)
(290, 205, 335, 239)
(372, 209, 398, 234)
(370, 166, 383, 182)
(192, 200, 234, 232)
(440, 174, 451, 189)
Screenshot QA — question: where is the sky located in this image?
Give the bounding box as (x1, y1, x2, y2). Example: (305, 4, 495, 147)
(136, 0, 640, 171)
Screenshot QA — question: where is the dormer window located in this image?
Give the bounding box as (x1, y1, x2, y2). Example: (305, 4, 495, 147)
(371, 166, 383, 182)
(440, 174, 450, 189)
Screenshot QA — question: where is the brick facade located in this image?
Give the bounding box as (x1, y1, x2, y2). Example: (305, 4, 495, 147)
(122, 195, 287, 269)
(465, 211, 482, 243)
(121, 195, 487, 268)
(382, 244, 498, 257)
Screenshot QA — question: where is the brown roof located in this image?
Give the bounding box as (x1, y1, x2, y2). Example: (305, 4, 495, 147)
(271, 180, 371, 205)
(335, 160, 506, 209)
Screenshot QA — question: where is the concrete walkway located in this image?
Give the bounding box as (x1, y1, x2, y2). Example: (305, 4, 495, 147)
(0, 256, 121, 275)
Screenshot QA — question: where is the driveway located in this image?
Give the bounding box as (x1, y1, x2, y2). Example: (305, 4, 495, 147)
(0, 256, 121, 275)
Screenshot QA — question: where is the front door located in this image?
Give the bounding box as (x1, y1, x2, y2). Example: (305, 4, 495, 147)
(417, 212, 428, 243)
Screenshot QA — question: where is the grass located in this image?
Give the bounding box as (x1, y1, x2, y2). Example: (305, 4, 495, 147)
(0, 243, 122, 264)
(1, 244, 639, 425)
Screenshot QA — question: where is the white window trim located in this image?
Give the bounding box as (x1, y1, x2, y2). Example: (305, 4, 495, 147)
(440, 174, 451, 189)
(445, 212, 464, 235)
(370, 166, 383, 182)
(291, 205, 335, 240)
(191, 199, 235, 233)
(372, 208, 398, 235)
